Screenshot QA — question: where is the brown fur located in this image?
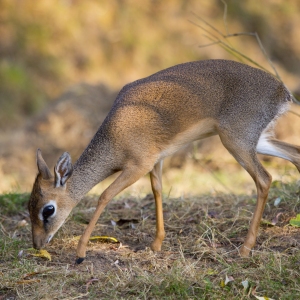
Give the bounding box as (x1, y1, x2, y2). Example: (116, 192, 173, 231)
(28, 60, 299, 262)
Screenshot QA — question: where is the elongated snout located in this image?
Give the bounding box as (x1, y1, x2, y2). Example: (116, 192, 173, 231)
(32, 225, 53, 249)
(33, 234, 53, 249)
(33, 239, 44, 250)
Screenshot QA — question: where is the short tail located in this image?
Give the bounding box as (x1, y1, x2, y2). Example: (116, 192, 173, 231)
(284, 84, 300, 105)
(290, 93, 300, 105)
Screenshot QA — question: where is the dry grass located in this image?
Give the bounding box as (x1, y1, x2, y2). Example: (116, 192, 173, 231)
(1, 179, 300, 299)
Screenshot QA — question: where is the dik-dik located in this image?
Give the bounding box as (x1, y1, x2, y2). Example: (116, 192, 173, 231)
(28, 59, 300, 264)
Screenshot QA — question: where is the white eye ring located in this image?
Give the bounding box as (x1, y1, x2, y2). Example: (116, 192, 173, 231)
(39, 200, 57, 221)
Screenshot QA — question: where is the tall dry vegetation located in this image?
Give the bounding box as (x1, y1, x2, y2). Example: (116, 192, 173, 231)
(1, 0, 300, 129)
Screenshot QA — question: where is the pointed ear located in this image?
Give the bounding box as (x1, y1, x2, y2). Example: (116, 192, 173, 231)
(54, 152, 73, 188)
(36, 149, 53, 180)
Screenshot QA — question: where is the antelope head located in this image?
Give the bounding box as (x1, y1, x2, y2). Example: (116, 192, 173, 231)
(28, 149, 75, 249)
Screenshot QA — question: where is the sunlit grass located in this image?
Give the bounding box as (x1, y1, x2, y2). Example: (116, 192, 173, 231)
(1, 178, 300, 299)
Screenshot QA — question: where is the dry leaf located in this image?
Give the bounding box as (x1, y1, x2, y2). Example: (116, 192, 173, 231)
(16, 220, 28, 228)
(220, 279, 225, 288)
(271, 212, 283, 225)
(73, 235, 119, 243)
(274, 197, 281, 207)
(289, 214, 300, 227)
(17, 279, 41, 284)
(89, 236, 119, 243)
(31, 249, 51, 261)
(112, 259, 119, 266)
(206, 268, 218, 275)
(225, 275, 234, 285)
(252, 286, 274, 300)
(86, 278, 99, 292)
(241, 279, 249, 290)
(124, 202, 131, 208)
(261, 219, 274, 227)
(23, 272, 40, 279)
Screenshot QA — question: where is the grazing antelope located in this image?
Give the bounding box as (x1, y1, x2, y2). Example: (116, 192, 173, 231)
(28, 60, 299, 264)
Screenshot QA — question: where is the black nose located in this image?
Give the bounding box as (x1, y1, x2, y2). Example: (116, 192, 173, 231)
(33, 239, 43, 250)
(33, 242, 41, 250)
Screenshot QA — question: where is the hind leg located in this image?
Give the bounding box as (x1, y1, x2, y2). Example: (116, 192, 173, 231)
(257, 135, 300, 171)
(219, 132, 272, 257)
(150, 160, 165, 251)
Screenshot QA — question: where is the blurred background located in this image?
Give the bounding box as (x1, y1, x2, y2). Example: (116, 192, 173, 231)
(1, 0, 300, 196)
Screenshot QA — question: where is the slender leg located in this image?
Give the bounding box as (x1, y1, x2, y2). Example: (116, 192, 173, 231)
(76, 165, 150, 263)
(241, 167, 271, 256)
(150, 160, 165, 251)
(219, 133, 272, 257)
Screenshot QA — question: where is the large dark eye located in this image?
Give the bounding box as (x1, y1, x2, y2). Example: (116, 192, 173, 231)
(43, 205, 55, 220)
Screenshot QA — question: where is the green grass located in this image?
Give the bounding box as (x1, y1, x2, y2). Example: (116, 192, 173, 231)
(0, 193, 29, 215)
(1, 181, 300, 299)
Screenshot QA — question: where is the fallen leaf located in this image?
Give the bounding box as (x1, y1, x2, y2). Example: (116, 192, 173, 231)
(241, 279, 249, 290)
(124, 202, 131, 208)
(17, 279, 41, 284)
(31, 249, 51, 261)
(113, 259, 119, 265)
(251, 286, 274, 300)
(220, 279, 225, 288)
(271, 212, 283, 225)
(16, 220, 28, 228)
(73, 235, 119, 243)
(274, 197, 281, 207)
(23, 272, 40, 279)
(86, 278, 99, 292)
(206, 268, 218, 275)
(225, 275, 234, 285)
(260, 219, 275, 226)
(289, 214, 300, 227)
(89, 236, 119, 243)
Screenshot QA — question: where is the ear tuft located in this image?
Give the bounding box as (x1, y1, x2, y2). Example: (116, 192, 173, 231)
(36, 149, 53, 180)
(54, 152, 73, 188)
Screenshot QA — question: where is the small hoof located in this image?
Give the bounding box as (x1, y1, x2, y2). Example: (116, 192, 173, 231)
(150, 242, 162, 252)
(75, 257, 85, 264)
(239, 246, 251, 257)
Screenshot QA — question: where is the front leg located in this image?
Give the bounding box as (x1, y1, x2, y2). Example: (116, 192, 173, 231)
(76, 198, 108, 263)
(76, 166, 150, 264)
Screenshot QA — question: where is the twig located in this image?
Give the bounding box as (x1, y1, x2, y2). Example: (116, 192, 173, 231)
(197, 40, 222, 48)
(221, 0, 229, 36)
(225, 32, 281, 80)
(190, 2, 282, 81)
